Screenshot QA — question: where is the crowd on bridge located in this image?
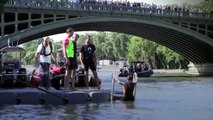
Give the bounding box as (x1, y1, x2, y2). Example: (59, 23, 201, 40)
(7, 0, 212, 18)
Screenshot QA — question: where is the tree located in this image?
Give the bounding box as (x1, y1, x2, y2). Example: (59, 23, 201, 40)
(92, 32, 107, 59)
(138, 38, 158, 69)
(91, 32, 130, 60)
(140, 39, 158, 59)
(105, 32, 130, 60)
(21, 40, 39, 65)
(156, 45, 185, 69)
(194, 0, 213, 11)
(126, 36, 158, 68)
(17, 32, 187, 69)
(127, 36, 144, 62)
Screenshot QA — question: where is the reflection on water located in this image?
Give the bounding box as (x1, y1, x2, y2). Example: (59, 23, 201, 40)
(0, 71, 213, 120)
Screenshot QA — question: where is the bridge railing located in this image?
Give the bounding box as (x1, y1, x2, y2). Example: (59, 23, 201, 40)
(5, 0, 213, 19)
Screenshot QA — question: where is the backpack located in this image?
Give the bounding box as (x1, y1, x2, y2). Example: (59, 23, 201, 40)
(40, 42, 53, 56)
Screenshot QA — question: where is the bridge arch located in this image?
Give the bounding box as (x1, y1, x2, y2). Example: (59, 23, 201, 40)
(2, 16, 213, 64)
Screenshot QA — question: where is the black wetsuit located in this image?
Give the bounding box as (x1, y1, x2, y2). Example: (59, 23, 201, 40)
(121, 82, 135, 101)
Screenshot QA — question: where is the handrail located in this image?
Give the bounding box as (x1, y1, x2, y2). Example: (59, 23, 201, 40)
(5, 0, 212, 20)
(111, 72, 115, 101)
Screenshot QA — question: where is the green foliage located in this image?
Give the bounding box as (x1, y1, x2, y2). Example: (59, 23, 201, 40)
(18, 32, 187, 69)
(89, 32, 130, 60)
(54, 41, 63, 51)
(127, 36, 143, 62)
(77, 35, 85, 46)
(21, 40, 38, 65)
(140, 38, 158, 59)
(194, 0, 213, 11)
(104, 32, 129, 60)
(24, 51, 36, 64)
(157, 45, 184, 64)
(127, 36, 158, 63)
(92, 32, 108, 59)
(156, 45, 185, 69)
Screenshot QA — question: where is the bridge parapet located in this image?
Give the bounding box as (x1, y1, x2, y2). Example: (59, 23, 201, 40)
(2, 0, 212, 40)
(5, 0, 213, 20)
(1, 0, 213, 41)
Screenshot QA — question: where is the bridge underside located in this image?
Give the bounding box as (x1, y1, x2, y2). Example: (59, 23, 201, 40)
(1, 17, 213, 76)
(2, 18, 213, 63)
(75, 21, 213, 64)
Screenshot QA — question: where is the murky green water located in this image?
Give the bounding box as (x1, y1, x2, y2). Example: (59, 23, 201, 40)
(0, 71, 213, 120)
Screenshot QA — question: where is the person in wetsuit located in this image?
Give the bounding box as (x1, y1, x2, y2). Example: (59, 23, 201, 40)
(112, 74, 135, 101)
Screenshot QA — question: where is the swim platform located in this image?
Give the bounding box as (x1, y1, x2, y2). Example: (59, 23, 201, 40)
(0, 88, 112, 105)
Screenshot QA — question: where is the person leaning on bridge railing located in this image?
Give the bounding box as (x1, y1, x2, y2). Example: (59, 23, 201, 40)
(5, 0, 212, 19)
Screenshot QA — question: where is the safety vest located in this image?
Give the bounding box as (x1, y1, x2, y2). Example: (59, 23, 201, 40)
(66, 38, 74, 58)
(40, 41, 53, 56)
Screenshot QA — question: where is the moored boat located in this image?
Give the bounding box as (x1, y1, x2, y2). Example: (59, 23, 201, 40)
(118, 61, 153, 77)
(31, 64, 101, 90)
(0, 46, 30, 88)
(118, 69, 153, 77)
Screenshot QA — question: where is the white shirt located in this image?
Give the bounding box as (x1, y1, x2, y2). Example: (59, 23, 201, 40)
(36, 43, 51, 64)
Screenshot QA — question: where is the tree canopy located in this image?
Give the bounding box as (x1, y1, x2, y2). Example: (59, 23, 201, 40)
(194, 0, 213, 11)
(20, 32, 188, 69)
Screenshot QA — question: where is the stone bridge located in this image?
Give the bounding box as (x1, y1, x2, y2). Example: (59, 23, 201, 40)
(0, 0, 213, 76)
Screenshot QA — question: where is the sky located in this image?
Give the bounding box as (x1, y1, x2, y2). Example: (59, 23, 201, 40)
(49, 31, 96, 42)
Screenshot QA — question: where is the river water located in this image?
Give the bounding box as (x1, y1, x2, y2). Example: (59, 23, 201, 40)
(0, 71, 213, 120)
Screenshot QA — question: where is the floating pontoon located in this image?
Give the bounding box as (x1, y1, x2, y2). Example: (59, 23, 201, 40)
(0, 88, 111, 105)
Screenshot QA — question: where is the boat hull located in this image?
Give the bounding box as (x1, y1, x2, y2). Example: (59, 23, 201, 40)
(118, 70, 153, 77)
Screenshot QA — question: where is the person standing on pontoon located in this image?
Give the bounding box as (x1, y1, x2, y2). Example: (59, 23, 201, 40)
(80, 35, 100, 89)
(35, 36, 55, 90)
(63, 27, 79, 91)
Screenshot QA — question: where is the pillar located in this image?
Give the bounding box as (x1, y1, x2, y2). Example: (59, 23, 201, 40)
(1, 13, 4, 37)
(195, 63, 213, 76)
